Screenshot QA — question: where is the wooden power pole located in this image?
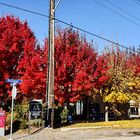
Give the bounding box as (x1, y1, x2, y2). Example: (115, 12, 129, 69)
(47, 0, 55, 128)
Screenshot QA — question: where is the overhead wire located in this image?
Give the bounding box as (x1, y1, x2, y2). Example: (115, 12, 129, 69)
(0, 2, 49, 18)
(93, 0, 140, 28)
(0, 2, 139, 54)
(132, 0, 140, 6)
(104, 0, 140, 22)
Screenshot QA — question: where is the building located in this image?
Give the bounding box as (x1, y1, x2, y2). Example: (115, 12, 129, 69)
(129, 100, 140, 118)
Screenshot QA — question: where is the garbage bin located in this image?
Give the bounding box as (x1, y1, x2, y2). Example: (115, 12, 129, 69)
(0, 110, 6, 136)
(67, 115, 73, 123)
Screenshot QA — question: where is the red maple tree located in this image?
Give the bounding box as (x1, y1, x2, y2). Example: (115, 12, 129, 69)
(0, 15, 110, 105)
(20, 28, 110, 104)
(0, 15, 36, 105)
(54, 29, 110, 104)
(18, 46, 47, 100)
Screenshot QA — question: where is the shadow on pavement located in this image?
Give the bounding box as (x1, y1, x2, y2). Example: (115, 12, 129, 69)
(5, 120, 21, 135)
(129, 131, 140, 136)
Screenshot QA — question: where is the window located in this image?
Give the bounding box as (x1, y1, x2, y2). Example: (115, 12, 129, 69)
(130, 107, 138, 115)
(76, 100, 83, 115)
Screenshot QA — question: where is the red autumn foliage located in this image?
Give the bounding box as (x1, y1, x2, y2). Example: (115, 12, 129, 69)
(0, 15, 110, 105)
(0, 15, 36, 103)
(18, 46, 47, 100)
(135, 55, 140, 74)
(19, 28, 110, 104)
(127, 53, 140, 76)
(51, 29, 110, 104)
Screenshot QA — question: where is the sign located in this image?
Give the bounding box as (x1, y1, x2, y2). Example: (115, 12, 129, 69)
(0, 110, 6, 136)
(0, 111, 5, 127)
(5, 79, 22, 140)
(29, 100, 42, 119)
(6, 79, 22, 84)
(12, 85, 17, 99)
(6, 79, 22, 99)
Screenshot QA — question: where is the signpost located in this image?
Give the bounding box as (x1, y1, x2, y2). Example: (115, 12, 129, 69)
(6, 79, 22, 140)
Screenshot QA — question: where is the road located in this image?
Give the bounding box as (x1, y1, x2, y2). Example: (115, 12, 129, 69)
(1, 127, 140, 140)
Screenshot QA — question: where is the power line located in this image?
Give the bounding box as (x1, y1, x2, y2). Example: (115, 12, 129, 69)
(132, 0, 140, 6)
(55, 18, 137, 52)
(105, 0, 140, 22)
(54, 0, 62, 12)
(0, 2, 139, 54)
(93, 0, 140, 28)
(0, 2, 49, 18)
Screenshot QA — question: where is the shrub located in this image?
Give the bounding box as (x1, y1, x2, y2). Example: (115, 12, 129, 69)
(61, 107, 69, 123)
(14, 103, 29, 129)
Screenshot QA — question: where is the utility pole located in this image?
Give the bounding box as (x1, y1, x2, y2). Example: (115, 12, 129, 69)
(47, 0, 55, 128)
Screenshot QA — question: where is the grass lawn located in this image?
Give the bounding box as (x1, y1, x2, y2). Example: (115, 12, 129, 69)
(66, 120, 140, 129)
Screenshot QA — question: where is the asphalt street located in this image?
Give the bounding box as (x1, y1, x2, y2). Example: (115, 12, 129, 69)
(1, 127, 140, 140)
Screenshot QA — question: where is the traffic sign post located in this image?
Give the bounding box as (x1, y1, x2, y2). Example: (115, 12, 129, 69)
(6, 79, 22, 140)
(9, 89, 14, 140)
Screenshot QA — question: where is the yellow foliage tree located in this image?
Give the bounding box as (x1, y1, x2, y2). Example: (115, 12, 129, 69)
(101, 46, 140, 118)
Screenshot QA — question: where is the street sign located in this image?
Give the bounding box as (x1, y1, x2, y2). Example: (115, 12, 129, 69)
(5, 79, 22, 140)
(12, 85, 17, 99)
(6, 79, 22, 84)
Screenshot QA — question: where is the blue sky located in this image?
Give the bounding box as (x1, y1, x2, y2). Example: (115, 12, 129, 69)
(0, 0, 140, 53)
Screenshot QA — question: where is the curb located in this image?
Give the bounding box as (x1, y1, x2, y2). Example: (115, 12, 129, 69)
(60, 126, 111, 131)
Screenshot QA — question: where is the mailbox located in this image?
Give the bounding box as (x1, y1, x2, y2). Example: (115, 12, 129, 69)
(0, 110, 6, 136)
